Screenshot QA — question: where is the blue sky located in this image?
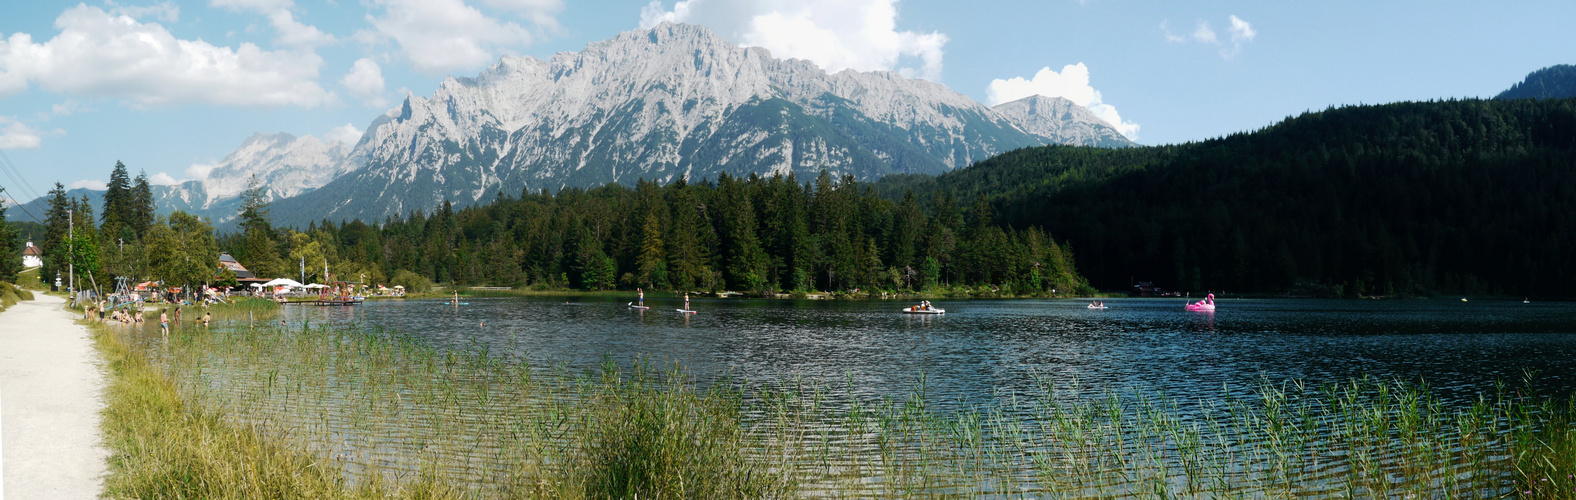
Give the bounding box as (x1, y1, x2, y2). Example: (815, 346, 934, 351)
(1, 0, 1572, 206)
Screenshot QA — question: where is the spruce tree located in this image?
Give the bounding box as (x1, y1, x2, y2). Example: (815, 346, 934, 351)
(0, 187, 17, 282)
(41, 183, 71, 283)
(236, 175, 284, 278)
(636, 213, 666, 288)
(128, 171, 154, 238)
(101, 161, 131, 238)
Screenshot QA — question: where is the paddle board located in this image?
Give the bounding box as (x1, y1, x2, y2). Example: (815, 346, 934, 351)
(676, 309, 698, 314)
(628, 302, 650, 310)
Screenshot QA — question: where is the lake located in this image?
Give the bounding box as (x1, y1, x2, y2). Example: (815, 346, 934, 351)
(280, 296, 1576, 407)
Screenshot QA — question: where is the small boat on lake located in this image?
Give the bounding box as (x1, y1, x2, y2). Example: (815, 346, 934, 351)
(1186, 294, 1216, 312)
(902, 301, 944, 314)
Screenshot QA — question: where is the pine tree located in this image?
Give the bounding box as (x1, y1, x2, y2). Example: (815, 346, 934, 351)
(128, 171, 155, 238)
(0, 187, 18, 282)
(41, 183, 71, 282)
(665, 187, 705, 291)
(636, 213, 666, 288)
(236, 175, 284, 278)
(67, 196, 102, 293)
(100, 161, 132, 240)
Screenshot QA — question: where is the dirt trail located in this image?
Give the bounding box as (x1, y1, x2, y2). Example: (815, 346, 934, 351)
(0, 293, 106, 499)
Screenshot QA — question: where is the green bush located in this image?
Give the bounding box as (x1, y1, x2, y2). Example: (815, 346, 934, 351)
(390, 269, 432, 293)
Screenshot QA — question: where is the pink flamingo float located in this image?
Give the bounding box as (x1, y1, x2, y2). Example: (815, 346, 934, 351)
(1186, 293, 1216, 312)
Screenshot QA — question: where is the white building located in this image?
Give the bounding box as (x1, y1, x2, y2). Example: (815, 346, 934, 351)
(23, 241, 42, 268)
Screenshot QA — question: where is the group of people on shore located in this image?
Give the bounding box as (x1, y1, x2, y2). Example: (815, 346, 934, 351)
(84, 300, 211, 335)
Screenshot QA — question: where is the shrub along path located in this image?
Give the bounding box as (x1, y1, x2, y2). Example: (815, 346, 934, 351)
(0, 293, 106, 498)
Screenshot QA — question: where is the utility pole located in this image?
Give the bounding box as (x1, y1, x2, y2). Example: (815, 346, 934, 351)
(68, 207, 75, 303)
(299, 255, 305, 284)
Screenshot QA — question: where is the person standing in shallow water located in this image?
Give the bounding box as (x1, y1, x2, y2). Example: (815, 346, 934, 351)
(159, 309, 169, 336)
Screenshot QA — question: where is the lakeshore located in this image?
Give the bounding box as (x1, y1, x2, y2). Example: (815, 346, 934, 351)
(78, 296, 1576, 497)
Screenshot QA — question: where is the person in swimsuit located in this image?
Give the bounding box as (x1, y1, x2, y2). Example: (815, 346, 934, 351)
(683, 293, 690, 311)
(159, 310, 169, 336)
(638, 287, 644, 307)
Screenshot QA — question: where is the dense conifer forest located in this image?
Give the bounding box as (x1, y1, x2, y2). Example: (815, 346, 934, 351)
(879, 98, 1576, 297)
(212, 172, 1091, 296)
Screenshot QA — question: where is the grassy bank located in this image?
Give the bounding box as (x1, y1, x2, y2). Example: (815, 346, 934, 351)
(92, 318, 363, 498)
(98, 312, 1576, 498)
(1, 280, 35, 312)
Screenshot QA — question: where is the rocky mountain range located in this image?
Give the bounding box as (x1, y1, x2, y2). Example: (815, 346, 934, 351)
(12, 23, 1135, 228)
(268, 22, 1134, 226)
(7, 133, 348, 227)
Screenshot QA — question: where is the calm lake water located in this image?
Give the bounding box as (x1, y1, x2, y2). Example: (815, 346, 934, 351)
(281, 296, 1576, 406)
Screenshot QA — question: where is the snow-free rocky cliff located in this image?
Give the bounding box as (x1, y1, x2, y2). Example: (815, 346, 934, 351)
(268, 23, 1134, 226)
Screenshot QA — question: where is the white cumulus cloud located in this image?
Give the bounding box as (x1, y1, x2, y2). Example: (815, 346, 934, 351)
(341, 58, 388, 108)
(1192, 21, 1216, 44)
(1228, 15, 1255, 43)
(107, 0, 181, 22)
(1161, 15, 1255, 59)
(51, 99, 91, 116)
(69, 179, 108, 190)
(325, 123, 364, 146)
(211, 0, 293, 11)
(0, 5, 331, 107)
(148, 172, 181, 185)
(1160, 21, 1187, 43)
(185, 162, 219, 180)
(364, 0, 555, 75)
(0, 117, 44, 149)
(639, 0, 948, 81)
(211, 0, 334, 48)
(986, 63, 1139, 140)
(477, 0, 563, 30)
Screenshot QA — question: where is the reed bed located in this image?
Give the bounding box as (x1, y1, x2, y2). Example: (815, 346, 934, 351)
(100, 312, 1576, 499)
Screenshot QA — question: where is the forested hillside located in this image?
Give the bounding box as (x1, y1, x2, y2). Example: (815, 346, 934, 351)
(222, 172, 1091, 296)
(1496, 65, 1576, 100)
(888, 98, 1576, 297)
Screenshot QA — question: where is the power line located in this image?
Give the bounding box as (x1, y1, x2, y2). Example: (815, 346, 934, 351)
(0, 148, 48, 224)
(0, 149, 45, 203)
(0, 183, 45, 224)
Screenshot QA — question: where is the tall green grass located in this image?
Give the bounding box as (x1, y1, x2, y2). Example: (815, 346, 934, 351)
(100, 315, 1576, 498)
(1, 280, 34, 311)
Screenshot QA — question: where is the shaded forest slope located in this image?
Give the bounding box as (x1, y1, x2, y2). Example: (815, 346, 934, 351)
(884, 98, 1576, 297)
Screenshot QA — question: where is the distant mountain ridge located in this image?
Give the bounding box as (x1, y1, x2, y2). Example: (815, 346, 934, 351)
(1496, 64, 1576, 100)
(6, 132, 349, 227)
(10, 23, 1136, 228)
(269, 23, 1133, 226)
(990, 95, 1134, 148)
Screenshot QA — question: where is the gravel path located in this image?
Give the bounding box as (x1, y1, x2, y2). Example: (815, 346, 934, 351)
(0, 293, 106, 499)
